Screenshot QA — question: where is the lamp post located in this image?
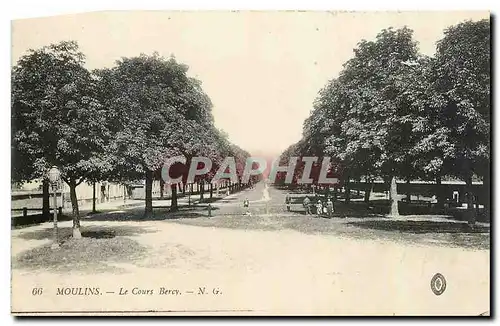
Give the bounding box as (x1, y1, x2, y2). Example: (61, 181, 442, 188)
(48, 166, 61, 249)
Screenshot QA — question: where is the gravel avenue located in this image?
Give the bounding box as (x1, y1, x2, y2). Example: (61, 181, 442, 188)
(12, 182, 489, 315)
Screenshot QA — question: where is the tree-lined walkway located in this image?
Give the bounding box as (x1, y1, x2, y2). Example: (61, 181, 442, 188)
(12, 212, 489, 315)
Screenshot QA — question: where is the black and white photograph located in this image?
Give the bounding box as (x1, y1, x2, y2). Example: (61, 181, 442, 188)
(9, 10, 491, 316)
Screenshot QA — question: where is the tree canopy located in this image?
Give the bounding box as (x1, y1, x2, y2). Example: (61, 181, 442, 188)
(12, 42, 252, 234)
(283, 20, 490, 222)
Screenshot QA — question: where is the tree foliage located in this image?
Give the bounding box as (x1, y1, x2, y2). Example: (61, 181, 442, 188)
(12, 43, 253, 230)
(12, 41, 109, 237)
(284, 20, 490, 222)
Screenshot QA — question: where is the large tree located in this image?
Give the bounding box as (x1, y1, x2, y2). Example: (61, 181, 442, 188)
(96, 53, 215, 215)
(12, 41, 108, 238)
(301, 27, 423, 215)
(430, 19, 490, 224)
(342, 27, 424, 216)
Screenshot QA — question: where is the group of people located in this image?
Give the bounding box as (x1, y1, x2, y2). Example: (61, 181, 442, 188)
(241, 193, 335, 217)
(285, 194, 335, 217)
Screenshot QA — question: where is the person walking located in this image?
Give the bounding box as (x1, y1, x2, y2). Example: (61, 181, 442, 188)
(243, 198, 250, 215)
(285, 194, 291, 212)
(303, 196, 311, 215)
(326, 197, 334, 218)
(316, 200, 323, 217)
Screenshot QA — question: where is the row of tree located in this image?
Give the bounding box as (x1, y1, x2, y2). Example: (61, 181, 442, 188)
(12, 41, 252, 238)
(279, 20, 490, 224)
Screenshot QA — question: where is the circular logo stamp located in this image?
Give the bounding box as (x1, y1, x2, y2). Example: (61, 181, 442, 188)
(430, 273, 446, 296)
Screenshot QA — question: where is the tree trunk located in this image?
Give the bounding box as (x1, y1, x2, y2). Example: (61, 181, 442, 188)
(210, 183, 213, 198)
(435, 175, 444, 210)
(364, 179, 372, 203)
(483, 172, 490, 221)
(466, 173, 476, 225)
(92, 181, 96, 213)
(200, 180, 204, 201)
(406, 178, 411, 203)
(52, 185, 59, 248)
(42, 179, 50, 220)
(145, 170, 153, 215)
(171, 184, 178, 211)
(345, 178, 350, 204)
(475, 197, 481, 216)
(160, 178, 165, 199)
(69, 179, 81, 238)
(389, 176, 399, 217)
(182, 183, 186, 195)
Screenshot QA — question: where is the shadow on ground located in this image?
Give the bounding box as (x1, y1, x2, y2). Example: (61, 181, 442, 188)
(13, 235, 149, 273)
(281, 199, 489, 223)
(77, 203, 215, 222)
(201, 197, 237, 203)
(13, 224, 157, 273)
(348, 220, 490, 234)
(12, 214, 73, 229)
(170, 212, 490, 250)
(16, 225, 157, 241)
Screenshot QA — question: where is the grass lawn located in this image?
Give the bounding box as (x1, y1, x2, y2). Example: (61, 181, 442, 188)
(14, 237, 147, 273)
(12, 224, 154, 273)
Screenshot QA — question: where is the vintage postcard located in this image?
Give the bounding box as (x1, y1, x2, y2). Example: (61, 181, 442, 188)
(11, 11, 491, 316)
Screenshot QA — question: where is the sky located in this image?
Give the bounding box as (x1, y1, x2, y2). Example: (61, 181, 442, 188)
(11, 11, 489, 157)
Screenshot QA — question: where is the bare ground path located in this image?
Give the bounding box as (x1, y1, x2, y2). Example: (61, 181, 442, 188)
(11, 183, 490, 315)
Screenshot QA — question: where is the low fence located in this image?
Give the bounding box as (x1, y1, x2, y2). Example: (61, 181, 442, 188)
(11, 191, 126, 211)
(12, 181, 131, 209)
(12, 206, 62, 217)
(11, 206, 70, 227)
(130, 183, 234, 200)
(348, 181, 488, 204)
